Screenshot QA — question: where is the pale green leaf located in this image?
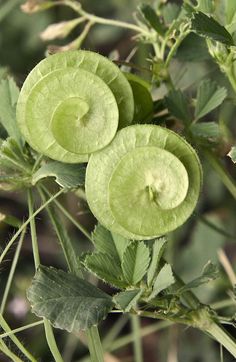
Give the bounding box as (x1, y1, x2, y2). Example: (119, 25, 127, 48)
(113, 289, 142, 312)
(147, 238, 167, 287)
(165, 90, 191, 125)
(195, 80, 227, 120)
(27, 266, 114, 332)
(0, 77, 22, 143)
(92, 223, 130, 262)
(122, 241, 150, 285)
(190, 122, 220, 140)
(178, 261, 219, 293)
(197, 0, 214, 13)
(147, 264, 175, 301)
(32, 161, 86, 188)
(84, 253, 126, 289)
(226, 1, 236, 24)
(191, 12, 234, 46)
(228, 146, 236, 163)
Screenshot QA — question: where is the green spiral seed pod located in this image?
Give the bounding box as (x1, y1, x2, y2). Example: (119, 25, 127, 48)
(85, 124, 202, 240)
(16, 50, 134, 163)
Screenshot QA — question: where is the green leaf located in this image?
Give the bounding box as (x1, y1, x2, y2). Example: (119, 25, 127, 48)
(147, 264, 175, 301)
(178, 261, 219, 293)
(84, 253, 126, 289)
(165, 90, 191, 125)
(0, 77, 22, 144)
(121, 241, 150, 286)
(32, 161, 86, 189)
(228, 146, 236, 163)
(92, 223, 130, 262)
(113, 289, 142, 312)
(191, 12, 234, 46)
(190, 122, 220, 141)
(226, 1, 236, 24)
(162, 3, 180, 25)
(147, 238, 167, 287)
(197, 0, 214, 13)
(139, 4, 165, 35)
(177, 33, 210, 62)
(27, 266, 114, 332)
(194, 80, 227, 120)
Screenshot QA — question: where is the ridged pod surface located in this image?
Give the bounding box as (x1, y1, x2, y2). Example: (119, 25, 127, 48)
(85, 125, 202, 240)
(16, 50, 134, 163)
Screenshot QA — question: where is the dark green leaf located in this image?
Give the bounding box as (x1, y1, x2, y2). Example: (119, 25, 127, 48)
(92, 223, 130, 262)
(122, 241, 150, 286)
(147, 264, 175, 301)
(195, 80, 227, 120)
(228, 146, 236, 163)
(0, 77, 22, 144)
(139, 4, 165, 35)
(177, 33, 210, 62)
(162, 3, 180, 25)
(32, 161, 86, 188)
(27, 266, 114, 332)
(178, 261, 219, 293)
(147, 238, 167, 287)
(84, 253, 126, 289)
(113, 289, 142, 312)
(191, 12, 234, 45)
(165, 90, 191, 125)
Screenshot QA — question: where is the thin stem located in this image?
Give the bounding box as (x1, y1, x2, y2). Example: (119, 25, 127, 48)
(204, 150, 236, 200)
(27, 189, 63, 362)
(0, 320, 44, 338)
(85, 326, 104, 362)
(64, 0, 150, 36)
(103, 315, 129, 348)
(131, 315, 143, 362)
(0, 188, 64, 264)
(40, 184, 92, 241)
(206, 323, 236, 359)
(0, 340, 24, 362)
(0, 227, 26, 314)
(165, 31, 190, 67)
(0, 314, 37, 362)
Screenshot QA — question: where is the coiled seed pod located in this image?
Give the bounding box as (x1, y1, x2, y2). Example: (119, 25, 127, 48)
(85, 124, 202, 240)
(16, 50, 134, 163)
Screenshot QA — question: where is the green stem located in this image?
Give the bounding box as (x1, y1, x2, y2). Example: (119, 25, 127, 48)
(206, 323, 236, 359)
(0, 340, 24, 362)
(0, 227, 26, 313)
(0, 320, 44, 338)
(165, 31, 190, 67)
(27, 189, 64, 362)
(204, 150, 236, 200)
(0, 314, 37, 362)
(85, 326, 104, 362)
(0, 188, 64, 264)
(131, 315, 143, 362)
(64, 0, 150, 36)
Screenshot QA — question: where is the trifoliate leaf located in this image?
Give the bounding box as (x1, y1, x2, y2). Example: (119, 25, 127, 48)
(113, 289, 142, 312)
(194, 80, 227, 120)
(122, 241, 150, 286)
(139, 4, 165, 35)
(27, 266, 114, 332)
(32, 161, 86, 189)
(147, 238, 167, 287)
(92, 223, 130, 263)
(178, 261, 219, 293)
(0, 77, 22, 144)
(228, 146, 236, 163)
(84, 253, 126, 289)
(147, 264, 175, 301)
(165, 90, 191, 125)
(190, 122, 220, 141)
(191, 12, 234, 46)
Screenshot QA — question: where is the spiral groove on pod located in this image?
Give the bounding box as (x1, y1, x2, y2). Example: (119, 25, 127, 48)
(85, 125, 202, 240)
(16, 50, 134, 163)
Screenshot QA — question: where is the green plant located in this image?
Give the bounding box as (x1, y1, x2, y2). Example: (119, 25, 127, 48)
(1, 0, 236, 361)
